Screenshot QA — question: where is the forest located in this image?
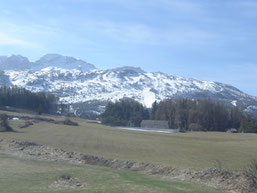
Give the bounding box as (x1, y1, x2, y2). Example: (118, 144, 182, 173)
(101, 99, 149, 127)
(101, 98, 257, 133)
(0, 86, 58, 114)
(1, 86, 256, 132)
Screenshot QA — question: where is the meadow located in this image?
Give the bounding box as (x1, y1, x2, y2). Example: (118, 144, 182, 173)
(1, 110, 257, 171)
(0, 153, 222, 193)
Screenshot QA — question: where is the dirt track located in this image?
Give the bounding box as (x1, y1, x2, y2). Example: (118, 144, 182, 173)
(0, 138, 256, 193)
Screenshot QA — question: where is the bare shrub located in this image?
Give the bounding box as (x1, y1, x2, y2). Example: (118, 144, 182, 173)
(19, 121, 34, 128)
(0, 114, 13, 132)
(60, 173, 71, 180)
(246, 159, 257, 177)
(213, 159, 222, 170)
(63, 117, 79, 126)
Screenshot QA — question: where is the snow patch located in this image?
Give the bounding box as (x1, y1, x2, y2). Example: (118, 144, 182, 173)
(4, 67, 257, 116)
(231, 100, 237, 107)
(143, 88, 156, 108)
(245, 106, 257, 113)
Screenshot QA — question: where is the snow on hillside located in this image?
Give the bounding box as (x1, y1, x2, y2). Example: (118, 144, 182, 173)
(0, 55, 33, 70)
(34, 54, 96, 71)
(1, 53, 257, 116)
(0, 54, 96, 72)
(5, 67, 257, 110)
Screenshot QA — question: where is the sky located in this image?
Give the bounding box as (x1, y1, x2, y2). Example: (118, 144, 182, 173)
(0, 0, 257, 96)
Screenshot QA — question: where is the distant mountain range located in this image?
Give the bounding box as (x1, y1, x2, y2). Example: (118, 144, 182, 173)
(0, 54, 95, 71)
(0, 54, 257, 118)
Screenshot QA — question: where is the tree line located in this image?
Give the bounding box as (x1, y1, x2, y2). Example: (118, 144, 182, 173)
(101, 99, 149, 127)
(151, 99, 256, 132)
(0, 86, 58, 114)
(101, 98, 257, 133)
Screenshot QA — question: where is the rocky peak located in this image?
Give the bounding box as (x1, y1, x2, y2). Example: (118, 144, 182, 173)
(0, 55, 32, 70)
(34, 54, 96, 72)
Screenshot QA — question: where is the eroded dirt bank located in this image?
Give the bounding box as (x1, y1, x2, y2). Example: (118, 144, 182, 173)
(0, 139, 256, 193)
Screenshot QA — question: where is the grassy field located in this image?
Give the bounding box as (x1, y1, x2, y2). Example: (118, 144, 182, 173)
(1, 110, 257, 171)
(0, 154, 222, 193)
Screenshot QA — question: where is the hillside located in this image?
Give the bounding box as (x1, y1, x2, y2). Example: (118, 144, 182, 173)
(0, 54, 96, 72)
(0, 54, 257, 117)
(0, 110, 257, 192)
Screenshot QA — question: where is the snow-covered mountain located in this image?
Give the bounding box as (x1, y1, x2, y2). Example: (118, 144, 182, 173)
(34, 54, 96, 71)
(0, 71, 12, 86)
(2, 65, 257, 117)
(0, 54, 96, 72)
(0, 55, 33, 70)
(0, 53, 257, 117)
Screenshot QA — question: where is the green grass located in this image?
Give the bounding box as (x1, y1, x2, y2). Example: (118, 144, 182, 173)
(1, 110, 257, 170)
(0, 154, 222, 193)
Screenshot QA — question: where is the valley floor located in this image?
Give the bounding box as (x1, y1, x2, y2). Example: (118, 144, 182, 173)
(0, 110, 257, 192)
(0, 139, 224, 193)
(1, 110, 256, 171)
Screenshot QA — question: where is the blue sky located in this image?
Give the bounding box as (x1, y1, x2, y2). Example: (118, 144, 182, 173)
(0, 0, 257, 96)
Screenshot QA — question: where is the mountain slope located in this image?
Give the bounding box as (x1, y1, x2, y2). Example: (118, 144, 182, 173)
(0, 54, 96, 72)
(1, 53, 256, 117)
(0, 71, 12, 86)
(4, 67, 257, 116)
(0, 55, 33, 70)
(34, 54, 96, 71)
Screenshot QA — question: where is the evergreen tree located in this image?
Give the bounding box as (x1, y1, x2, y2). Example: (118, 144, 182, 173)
(151, 98, 255, 132)
(0, 86, 58, 113)
(101, 99, 149, 127)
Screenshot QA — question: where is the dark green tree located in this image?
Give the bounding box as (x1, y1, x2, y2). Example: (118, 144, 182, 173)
(101, 99, 149, 127)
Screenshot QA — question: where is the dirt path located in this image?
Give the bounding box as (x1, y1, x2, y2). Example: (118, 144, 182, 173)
(0, 138, 256, 193)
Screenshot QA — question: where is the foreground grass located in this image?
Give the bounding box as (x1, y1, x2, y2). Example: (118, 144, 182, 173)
(1, 110, 257, 170)
(0, 154, 222, 193)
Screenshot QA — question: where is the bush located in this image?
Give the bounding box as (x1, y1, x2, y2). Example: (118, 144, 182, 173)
(19, 121, 34, 128)
(63, 117, 79, 126)
(60, 173, 71, 180)
(213, 159, 222, 170)
(246, 159, 257, 178)
(101, 116, 128, 126)
(0, 114, 13, 132)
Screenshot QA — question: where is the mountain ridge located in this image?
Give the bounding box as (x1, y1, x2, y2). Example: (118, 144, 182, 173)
(0, 54, 257, 117)
(0, 54, 96, 72)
